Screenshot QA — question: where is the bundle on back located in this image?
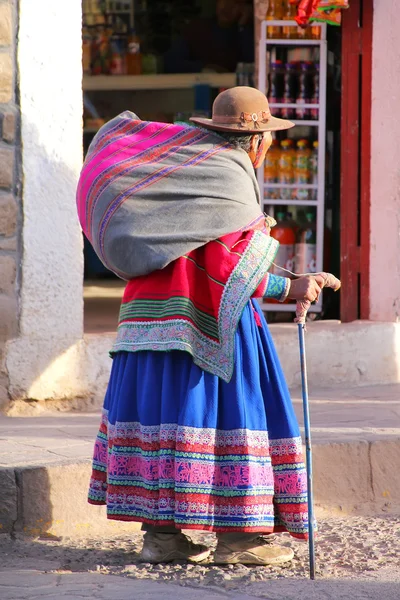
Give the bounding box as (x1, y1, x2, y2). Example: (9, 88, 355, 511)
(76, 111, 263, 280)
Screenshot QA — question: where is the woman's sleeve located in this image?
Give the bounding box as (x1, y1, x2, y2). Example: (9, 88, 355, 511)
(252, 273, 291, 302)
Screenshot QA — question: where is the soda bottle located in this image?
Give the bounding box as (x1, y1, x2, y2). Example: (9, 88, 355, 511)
(310, 140, 318, 200)
(282, 0, 297, 39)
(126, 28, 142, 75)
(270, 211, 296, 275)
(266, 0, 284, 40)
(264, 138, 280, 200)
(296, 62, 313, 120)
(295, 212, 317, 273)
(294, 139, 312, 171)
(268, 61, 284, 117)
(281, 62, 298, 120)
(293, 139, 311, 200)
(311, 63, 319, 120)
(278, 139, 295, 200)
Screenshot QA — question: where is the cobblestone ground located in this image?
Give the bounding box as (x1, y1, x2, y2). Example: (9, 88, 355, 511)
(1, 516, 399, 582)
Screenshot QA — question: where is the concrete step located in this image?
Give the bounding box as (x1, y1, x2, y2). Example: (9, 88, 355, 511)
(0, 385, 399, 538)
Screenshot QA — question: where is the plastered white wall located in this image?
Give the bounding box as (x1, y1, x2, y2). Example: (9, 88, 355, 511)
(370, 0, 400, 321)
(5, 0, 84, 399)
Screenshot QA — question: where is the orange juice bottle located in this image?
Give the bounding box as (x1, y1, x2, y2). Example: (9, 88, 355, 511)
(264, 138, 280, 200)
(293, 139, 311, 200)
(278, 139, 295, 200)
(266, 0, 284, 40)
(295, 139, 312, 170)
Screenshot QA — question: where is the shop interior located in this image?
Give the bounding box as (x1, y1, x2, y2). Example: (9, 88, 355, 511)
(81, 0, 342, 332)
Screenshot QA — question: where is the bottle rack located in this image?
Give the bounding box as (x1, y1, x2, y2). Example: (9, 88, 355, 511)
(257, 19, 328, 313)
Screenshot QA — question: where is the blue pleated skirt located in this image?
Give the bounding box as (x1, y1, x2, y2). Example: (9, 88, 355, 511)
(88, 300, 308, 538)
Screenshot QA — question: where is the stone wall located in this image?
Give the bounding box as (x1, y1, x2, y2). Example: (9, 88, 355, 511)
(0, 0, 20, 409)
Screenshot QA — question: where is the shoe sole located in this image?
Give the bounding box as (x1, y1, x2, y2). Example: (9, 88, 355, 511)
(213, 548, 294, 566)
(140, 548, 211, 564)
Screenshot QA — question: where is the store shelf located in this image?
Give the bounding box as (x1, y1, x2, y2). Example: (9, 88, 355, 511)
(264, 183, 317, 189)
(265, 20, 322, 27)
(263, 200, 318, 206)
(290, 120, 320, 126)
(258, 19, 327, 314)
(82, 72, 236, 91)
(259, 302, 322, 313)
(269, 103, 319, 109)
(267, 39, 322, 46)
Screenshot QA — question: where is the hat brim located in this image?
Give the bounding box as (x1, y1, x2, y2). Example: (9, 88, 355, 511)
(189, 115, 295, 133)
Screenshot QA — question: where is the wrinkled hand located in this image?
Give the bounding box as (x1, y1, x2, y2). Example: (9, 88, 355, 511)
(288, 274, 326, 303)
(293, 272, 341, 324)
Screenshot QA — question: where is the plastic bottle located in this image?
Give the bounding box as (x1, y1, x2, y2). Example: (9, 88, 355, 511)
(268, 61, 284, 117)
(266, 0, 284, 40)
(311, 63, 319, 120)
(278, 139, 295, 200)
(264, 138, 280, 200)
(311, 21, 321, 40)
(281, 62, 298, 120)
(296, 62, 313, 120)
(270, 211, 296, 275)
(310, 140, 318, 200)
(126, 28, 142, 75)
(295, 139, 312, 171)
(282, 0, 297, 39)
(109, 16, 126, 75)
(293, 139, 311, 200)
(295, 212, 317, 273)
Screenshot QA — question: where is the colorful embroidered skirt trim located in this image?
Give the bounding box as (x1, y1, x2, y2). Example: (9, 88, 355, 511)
(89, 417, 307, 535)
(88, 300, 309, 538)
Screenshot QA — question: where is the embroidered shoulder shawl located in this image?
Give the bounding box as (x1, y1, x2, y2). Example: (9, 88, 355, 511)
(113, 225, 279, 382)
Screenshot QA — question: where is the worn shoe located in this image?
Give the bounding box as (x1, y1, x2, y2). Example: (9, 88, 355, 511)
(140, 532, 211, 564)
(214, 535, 294, 566)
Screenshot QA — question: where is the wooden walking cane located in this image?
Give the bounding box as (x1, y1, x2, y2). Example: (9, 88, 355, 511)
(294, 273, 341, 580)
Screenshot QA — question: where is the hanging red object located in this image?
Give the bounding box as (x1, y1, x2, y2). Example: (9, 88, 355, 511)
(290, 0, 349, 28)
(289, 0, 319, 28)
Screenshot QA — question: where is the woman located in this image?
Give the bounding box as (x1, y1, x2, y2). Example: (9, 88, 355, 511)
(77, 87, 326, 566)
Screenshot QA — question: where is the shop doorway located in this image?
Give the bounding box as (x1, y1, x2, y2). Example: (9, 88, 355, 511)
(80, 1, 367, 331)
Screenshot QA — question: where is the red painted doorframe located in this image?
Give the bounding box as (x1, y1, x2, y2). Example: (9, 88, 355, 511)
(340, 0, 372, 322)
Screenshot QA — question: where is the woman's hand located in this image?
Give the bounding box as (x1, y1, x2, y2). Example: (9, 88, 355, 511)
(288, 274, 326, 303)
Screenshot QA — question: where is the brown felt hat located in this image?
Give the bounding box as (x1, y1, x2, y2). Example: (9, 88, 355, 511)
(190, 86, 294, 133)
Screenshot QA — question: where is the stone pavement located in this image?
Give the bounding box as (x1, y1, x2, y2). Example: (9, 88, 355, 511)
(0, 384, 399, 536)
(1, 571, 400, 600)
